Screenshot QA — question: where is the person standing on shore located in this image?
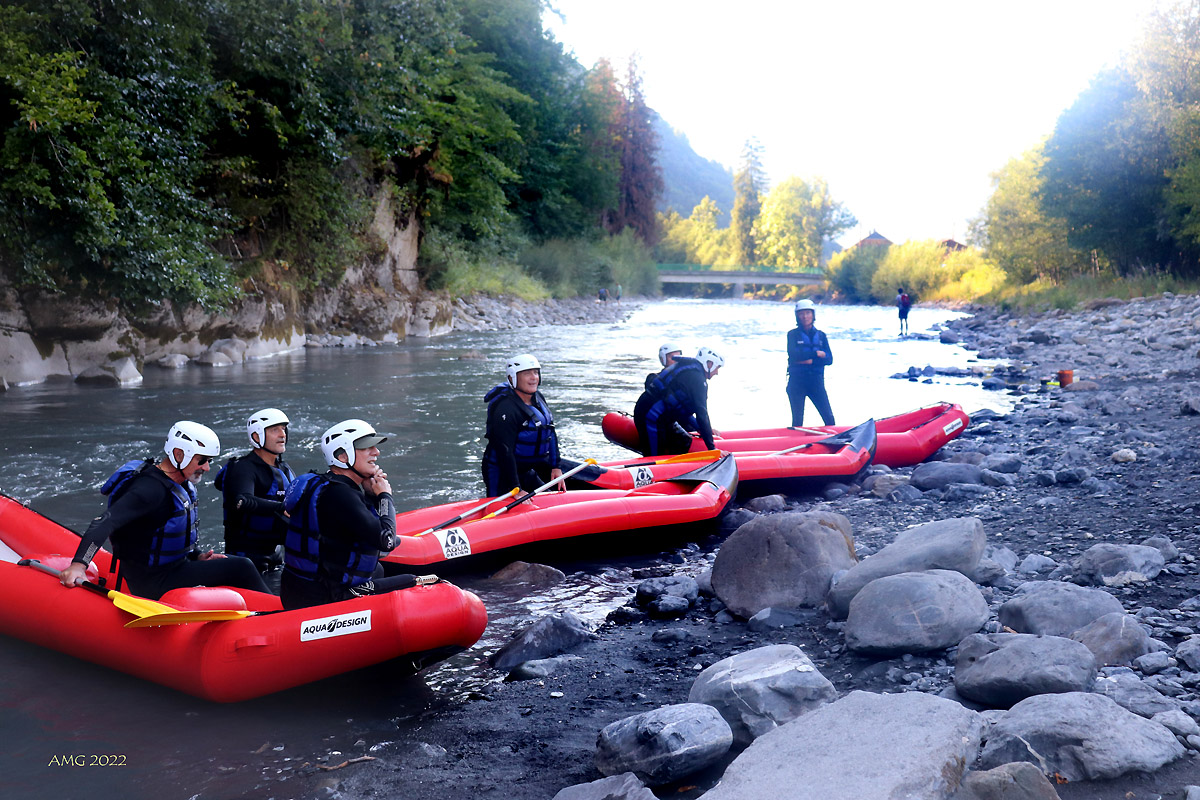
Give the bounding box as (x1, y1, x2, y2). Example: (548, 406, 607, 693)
(482, 354, 564, 496)
(215, 408, 295, 572)
(598, 286, 608, 303)
(786, 299, 835, 427)
(896, 287, 911, 336)
(615, 284, 622, 304)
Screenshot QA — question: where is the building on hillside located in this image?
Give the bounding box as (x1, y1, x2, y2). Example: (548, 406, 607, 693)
(853, 231, 892, 248)
(940, 238, 966, 254)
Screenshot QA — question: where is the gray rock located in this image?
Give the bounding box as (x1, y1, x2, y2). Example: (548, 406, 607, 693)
(955, 761, 1062, 800)
(1094, 671, 1182, 717)
(552, 772, 657, 800)
(1133, 651, 1172, 675)
(888, 483, 926, 503)
(688, 644, 836, 746)
(911, 462, 984, 490)
(978, 692, 1184, 781)
(1140, 535, 1180, 562)
(155, 353, 189, 369)
(1074, 543, 1165, 586)
(980, 470, 1016, 488)
(954, 633, 1097, 708)
(997, 581, 1125, 637)
(507, 654, 582, 681)
(845, 570, 989, 656)
(869, 473, 910, 497)
(1069, 612, 1154, 666)
(719, 507, 757, 532)
(489, 561, 566, 586)
(488, 611, 596, 672)
(987, 545, 1019, 572)
(636, 576, 699, 608)
(1175, 635, 1200, 672)
(595, 703, 732, 785)
(711, 511, 855, 618)
(1111, 448, 1138, 463)
(1054, 467, 1091, 484)
(1016, 554, 1058, 575)
(1153, 709, 1200, 738)
(979, 453, 1023, 474)
(698, 691, 983, 800)
(743, 494, 785, 513)
(827, 517, 986, 620)
(746, 607, 807, 632)
(944, 483, 997, 502)
(970, 556, 1008, 586)
(194, 349, 233, 367)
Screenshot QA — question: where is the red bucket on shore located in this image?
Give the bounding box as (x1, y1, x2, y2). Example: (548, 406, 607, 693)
(1057, 369, 1074, 386)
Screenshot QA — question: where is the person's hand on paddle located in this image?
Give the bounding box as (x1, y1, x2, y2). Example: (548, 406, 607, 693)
(59, 561, 88, 588)
(550, 467, 566, 492)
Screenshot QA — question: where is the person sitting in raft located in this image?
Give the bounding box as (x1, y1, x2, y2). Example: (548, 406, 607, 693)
(634, 347, 724, 456)
(280, 419, 415, 610)
(58, 421, 270, 600)
(482, 354, 564, 497)
(786, 299, 835, 427)
(214, 408, 296, 572)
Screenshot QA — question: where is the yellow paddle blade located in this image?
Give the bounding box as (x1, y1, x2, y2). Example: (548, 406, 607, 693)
(105, 590, 182, 618)
(124, 609, 257, 628)
(661, 449, 722, 464)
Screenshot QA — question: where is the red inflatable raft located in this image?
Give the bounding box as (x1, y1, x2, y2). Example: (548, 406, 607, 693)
(383, 454, 737, 569)
(0, 493, 487, 703)
(577, 420, 875, 498)
(602, 402, 969, 468)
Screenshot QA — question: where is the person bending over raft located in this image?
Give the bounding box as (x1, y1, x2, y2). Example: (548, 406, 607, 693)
(280, 419, 415, 610)
(634, 347, 724, 456)
(59, 421, 269, 600)
(786, 299, 835, 427)
(482, 353, 564, 497)
(214, 408, 296, 571)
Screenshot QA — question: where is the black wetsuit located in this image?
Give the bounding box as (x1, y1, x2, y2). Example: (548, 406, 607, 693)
(482, 385, 561, 496)
(280, 473, 405, 610)
(216, 452, 294, 570)
(786, 324, 835, 427)
(71, 464, 268, 600)
(634, 357, 714, 456)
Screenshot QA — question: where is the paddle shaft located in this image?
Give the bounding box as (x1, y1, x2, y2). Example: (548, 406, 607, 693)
(483, 459, 596, 519)
(414, 488, 519, 536)
(18, 558, 179, 617)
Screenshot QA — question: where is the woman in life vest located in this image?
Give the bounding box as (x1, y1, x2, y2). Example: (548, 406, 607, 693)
(215, 408, 296, 572)
(58, 421, 269, 599)
(786, 299, 835, 427)
(482, 354, 564, 497)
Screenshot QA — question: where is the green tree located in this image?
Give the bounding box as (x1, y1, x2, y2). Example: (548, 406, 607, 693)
(755, 176, 855, 270)
(608, 56, 662, 245)
(730, 137, 766, 265)
(827, 243, 888, 302)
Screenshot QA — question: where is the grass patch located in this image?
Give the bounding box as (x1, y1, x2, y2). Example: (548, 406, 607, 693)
(981, 274, 1200, 310)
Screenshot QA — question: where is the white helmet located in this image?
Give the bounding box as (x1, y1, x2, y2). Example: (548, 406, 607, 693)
(696, 347, 725, 376)
(794, 299, 816, 313)
(247, 408, 289, 449)
(658, 342, 683, 367)
(506, 353, 541, 388)
(321, 419, 387, 469)
(164, 421, 221, 469)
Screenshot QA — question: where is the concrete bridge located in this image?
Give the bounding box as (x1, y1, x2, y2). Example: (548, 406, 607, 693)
(656, 264, 824, 296)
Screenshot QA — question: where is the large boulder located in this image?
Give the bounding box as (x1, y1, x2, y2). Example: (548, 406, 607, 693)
(954, 633, 1097, 708)
(827, 517, 986, 620)
(1073, 544, 1165, 586)
(595, 703, 732, 786)
(488, 611, 596, 673)
(688, 644, 836, 746)
(699, 691, 983, 800)
(1069, 612, 1154, 666)
(1093, 671, 1182, 718)
(711, 511, 855, 618)
(978, 692, 1184, 781)
(955, 762, 1062, 800)
(997, 581, 1125, 637)
(844, 570, 989, 656)
(910, 462, 984, 490)
(552, 773, 657, 800)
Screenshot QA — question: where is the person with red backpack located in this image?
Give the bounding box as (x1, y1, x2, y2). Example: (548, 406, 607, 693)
(896, 287, 912, 336)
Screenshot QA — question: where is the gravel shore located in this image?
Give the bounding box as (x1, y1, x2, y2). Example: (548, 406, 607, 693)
(312, 293, 1200, 799)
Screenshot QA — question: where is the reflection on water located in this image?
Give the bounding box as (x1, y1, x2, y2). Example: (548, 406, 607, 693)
(0, 299, 1012, 798)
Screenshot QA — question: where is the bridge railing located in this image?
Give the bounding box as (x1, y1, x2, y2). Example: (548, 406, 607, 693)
(656, 263, 825, 275)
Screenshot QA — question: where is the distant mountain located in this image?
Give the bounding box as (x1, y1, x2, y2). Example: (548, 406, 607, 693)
(653, 113, 734, 227)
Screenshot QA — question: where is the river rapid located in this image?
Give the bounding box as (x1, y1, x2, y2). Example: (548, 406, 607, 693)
(0, 298, 1013, 799)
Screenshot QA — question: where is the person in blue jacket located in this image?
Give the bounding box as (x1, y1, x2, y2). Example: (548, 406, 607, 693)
(634, 347, 724, 456)
(58, 421, 269, 599)
(482, 354, 564, 497)
(281, 419, 417, 610)
(215, 408, 295, 571)
(786, 299, 835, 427)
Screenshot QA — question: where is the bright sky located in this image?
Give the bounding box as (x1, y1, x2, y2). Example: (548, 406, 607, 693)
(544, 0, 1164, 247)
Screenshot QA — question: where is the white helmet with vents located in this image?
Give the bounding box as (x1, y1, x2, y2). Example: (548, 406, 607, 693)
(695, 347, 725, 376)
(247, 408, 289, 449)
(658, 343, 683, 367)
(506, 353, 541, 388)
(321, 419, 387, 469)
(164, 421, 221, 469)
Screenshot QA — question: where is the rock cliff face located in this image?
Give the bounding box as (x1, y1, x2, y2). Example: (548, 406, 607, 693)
(0, 197, 452, 389)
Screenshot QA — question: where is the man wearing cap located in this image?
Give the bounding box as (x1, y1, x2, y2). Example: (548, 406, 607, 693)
(787, 300, 835, 427)
(215, 408, 296, 572)
(280, 419, 415, 609)
(59, 421, 269, 600)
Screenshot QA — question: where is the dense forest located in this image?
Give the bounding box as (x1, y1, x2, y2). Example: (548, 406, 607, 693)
(0, 0, 665, 308)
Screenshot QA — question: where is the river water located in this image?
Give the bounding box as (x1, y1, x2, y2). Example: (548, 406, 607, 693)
(0, 298, 1014, 798)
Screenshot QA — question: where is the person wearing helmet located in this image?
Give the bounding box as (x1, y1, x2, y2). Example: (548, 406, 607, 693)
(787, 299, 835, 427)
(214, 408, 296, 572)
(633, 348, 722, 456)
(645, 343, 685, 392)
(482, 354, 564, 497)
(58, 421, 269, 599)
(280, 419, 415, 609)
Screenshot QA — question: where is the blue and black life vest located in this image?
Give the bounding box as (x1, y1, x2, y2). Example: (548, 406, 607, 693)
(484, 384, 557, 464)
(283, 472, 380, 589)
(645, 358, 705, 417)
(101, 459, 198, 567)
(215, 455, 296, 547)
